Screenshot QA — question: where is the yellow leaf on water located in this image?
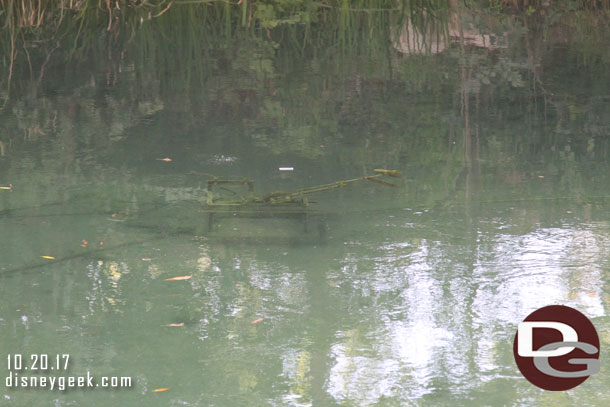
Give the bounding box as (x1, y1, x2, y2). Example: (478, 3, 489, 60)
(165, 275, 192, 281)
(41, 256, 55, 259)
(153, 387, 170, 392)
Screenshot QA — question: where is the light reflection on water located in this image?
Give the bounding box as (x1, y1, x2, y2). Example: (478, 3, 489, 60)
(2, 20, 610, 405)
(317, 216, 610, 406)
(1, 172, 609, 406)
(1, 122, 610, 407)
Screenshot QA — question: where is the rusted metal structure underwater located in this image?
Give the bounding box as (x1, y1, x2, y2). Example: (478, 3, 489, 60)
(203, 169, 401, 235)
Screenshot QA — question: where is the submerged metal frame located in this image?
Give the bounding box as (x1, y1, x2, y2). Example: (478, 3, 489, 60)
(204, 179, 312, 233)
(202, 170, 400, 235)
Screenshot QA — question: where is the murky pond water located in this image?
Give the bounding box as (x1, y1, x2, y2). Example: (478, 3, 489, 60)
(1, 7, 610, 407)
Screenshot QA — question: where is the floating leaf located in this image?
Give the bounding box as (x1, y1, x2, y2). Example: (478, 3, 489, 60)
(153, 387, 170, 392)
(166, 323, 184, 327)
(250, 318, 264, 324)
(41, 256, 55, 260)
(165, 275, 192, 281)
(156, 158, 173, 162)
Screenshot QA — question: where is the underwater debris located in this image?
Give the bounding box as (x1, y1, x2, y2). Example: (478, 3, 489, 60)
(203, 169, 402, 234)
(205, 169, 401, 207)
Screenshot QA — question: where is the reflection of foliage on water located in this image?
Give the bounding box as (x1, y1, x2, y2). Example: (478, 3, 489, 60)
(3, 6, 610, 406)
(1, 2, 610, 214)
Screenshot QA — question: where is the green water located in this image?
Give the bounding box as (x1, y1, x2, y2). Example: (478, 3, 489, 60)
(2, 9, 610, 407)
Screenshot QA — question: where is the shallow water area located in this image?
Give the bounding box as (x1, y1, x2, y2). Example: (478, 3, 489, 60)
(1, 4, 610, 406)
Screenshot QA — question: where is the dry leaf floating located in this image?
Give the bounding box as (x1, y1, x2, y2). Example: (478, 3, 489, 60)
(165, 275, 192, 281)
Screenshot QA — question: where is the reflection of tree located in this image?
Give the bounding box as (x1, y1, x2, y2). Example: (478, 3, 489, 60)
(1, 2, 609, 180)
(2, 4, 610, 404)
(394, 0, 509, 55)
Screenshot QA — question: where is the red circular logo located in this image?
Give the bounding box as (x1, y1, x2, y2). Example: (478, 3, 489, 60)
(513, 305, 600, 391)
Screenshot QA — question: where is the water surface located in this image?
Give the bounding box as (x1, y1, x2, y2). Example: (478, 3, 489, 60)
(1, 8, 610, 407)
